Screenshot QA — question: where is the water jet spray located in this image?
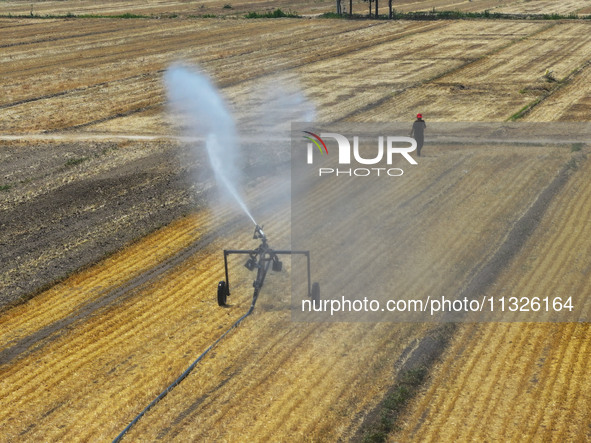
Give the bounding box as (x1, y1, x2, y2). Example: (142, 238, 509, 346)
(165, 65, 257, 226)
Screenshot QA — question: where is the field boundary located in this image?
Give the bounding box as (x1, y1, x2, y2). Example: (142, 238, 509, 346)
(2, 11, 591, 21)
(352, 324, 456, 442)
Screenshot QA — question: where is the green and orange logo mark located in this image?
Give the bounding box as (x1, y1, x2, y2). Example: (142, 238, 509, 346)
(302, 131, 328, 155)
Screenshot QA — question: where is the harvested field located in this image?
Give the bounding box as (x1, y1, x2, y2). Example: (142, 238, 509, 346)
(355, 22, 591, 121)
(0, 143, 575, 440)
(1, 6, 591, 443)
(6, 18, 590, 133)
(393, 158, 591, 442)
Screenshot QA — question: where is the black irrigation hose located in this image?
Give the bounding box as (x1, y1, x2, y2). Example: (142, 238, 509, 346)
(112, 290, 260, 442)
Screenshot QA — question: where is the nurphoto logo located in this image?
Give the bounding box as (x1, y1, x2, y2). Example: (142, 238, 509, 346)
(302, 131, 418, 177)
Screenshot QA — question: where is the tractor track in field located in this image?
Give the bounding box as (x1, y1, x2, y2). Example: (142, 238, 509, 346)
(0, 228, 220, 365)
(0, 227, 225, 366)
(0, 183, 289, 366)
(353, 153, 584, 438)
(449, 158, 580, 310)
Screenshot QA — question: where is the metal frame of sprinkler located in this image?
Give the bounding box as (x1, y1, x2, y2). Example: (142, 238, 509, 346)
(217, 225, 320, 307)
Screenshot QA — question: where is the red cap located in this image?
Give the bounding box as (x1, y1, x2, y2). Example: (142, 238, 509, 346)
(417, 113, 422, 119)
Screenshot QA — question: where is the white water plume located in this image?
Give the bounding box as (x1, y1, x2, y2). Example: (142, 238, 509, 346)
(165, 65, 318, 233)
(164, 64, 257, 226)
(248, 76, 317, 134)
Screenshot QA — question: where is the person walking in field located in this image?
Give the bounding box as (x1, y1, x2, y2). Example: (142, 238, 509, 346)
(410, 113, 426, 157)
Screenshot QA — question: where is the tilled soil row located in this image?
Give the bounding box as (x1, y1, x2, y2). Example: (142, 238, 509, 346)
(0, 139, 201, 309)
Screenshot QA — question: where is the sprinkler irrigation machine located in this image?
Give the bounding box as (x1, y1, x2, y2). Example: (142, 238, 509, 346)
(217, 225, 320, 308)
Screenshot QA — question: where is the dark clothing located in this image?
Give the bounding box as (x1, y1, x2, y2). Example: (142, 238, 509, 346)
(410, 119, 426, 156)
(411, 119, 426, 138)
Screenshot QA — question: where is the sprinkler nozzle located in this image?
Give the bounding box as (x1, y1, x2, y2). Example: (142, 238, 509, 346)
(253, 224, 266, 241)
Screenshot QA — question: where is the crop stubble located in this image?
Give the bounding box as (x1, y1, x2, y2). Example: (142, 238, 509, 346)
(393, 155, 591, 442)
(1, 13, 590, 442)
(0, 143, 571, 440)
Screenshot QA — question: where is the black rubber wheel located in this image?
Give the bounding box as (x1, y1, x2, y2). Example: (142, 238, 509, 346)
(311, 282, 320, 309)
(217, 281, 228, 306)
(272, 259, 282, 272)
